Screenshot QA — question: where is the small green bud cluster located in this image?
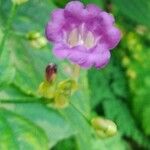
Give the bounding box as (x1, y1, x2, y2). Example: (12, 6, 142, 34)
(27, 31, 47, 49)
(91, 117, 117, 138)
(38, 63, 77, 108)
(54, 79, 77, 108)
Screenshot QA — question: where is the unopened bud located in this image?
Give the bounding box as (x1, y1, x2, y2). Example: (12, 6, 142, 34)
(27, 31, 47, 49)
(27, 31, 40, 40)
(38, 82, 55, 99)
(38, 63, 57, 99)
(12, 0, 28, 5)
(45, 63, 57, 83)
(54, 79, 77, 108)
(91, 117, 117, 138)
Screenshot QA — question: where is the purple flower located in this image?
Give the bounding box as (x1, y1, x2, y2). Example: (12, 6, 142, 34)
(45, 1, 121, 68)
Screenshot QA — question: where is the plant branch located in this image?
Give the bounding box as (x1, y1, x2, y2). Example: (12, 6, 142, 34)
(0, 97, 53, 104)
(70, 102, 91, 126)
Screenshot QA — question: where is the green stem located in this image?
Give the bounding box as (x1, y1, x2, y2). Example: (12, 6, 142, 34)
(72, 64, 80, 81)
(0, 97, 53, 104)
(0, 99, 42, 104)
(70, 64, 92, 126)
(0, 3, 17, 57)
(70, 102, 91, 126)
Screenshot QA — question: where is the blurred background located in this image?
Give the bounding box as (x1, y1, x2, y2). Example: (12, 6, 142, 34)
(0, 0, 150, 150)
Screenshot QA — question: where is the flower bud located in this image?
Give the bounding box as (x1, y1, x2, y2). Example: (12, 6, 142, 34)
(38, 63, 57, 99)
(54, 92, 69, 108)
(12, 0, 28, 5)
(45, 63, 57, 83)
(54, 79, 77, 108)
(91, 117, 117, 138)
(38, 81, 55, 99)
(27, 31, 47, 49)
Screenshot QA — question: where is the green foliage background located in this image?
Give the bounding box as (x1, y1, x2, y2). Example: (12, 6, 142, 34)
(0, 0, 150, 149)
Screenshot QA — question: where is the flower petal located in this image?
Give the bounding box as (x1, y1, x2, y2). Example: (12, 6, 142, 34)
(102, 27, 122, 49)
(67, 46, 88, 64)
(94, 50, 111, 68)
(51, 9, 65, 23)
(65, 1, 84, 19)
(53, 43, 70, 58)
(83, 44, 110, 68)
(45, 9, 65, 42)
(45, 22, 62, 42)
(86, 4, 102, 17)
(99, 12, 115, 27)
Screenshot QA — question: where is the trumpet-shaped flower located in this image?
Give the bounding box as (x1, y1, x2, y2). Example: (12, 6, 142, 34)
(46, 1, 121, 68)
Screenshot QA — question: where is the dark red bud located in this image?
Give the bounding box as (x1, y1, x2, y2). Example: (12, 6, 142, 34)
(45, 63, 57, 82)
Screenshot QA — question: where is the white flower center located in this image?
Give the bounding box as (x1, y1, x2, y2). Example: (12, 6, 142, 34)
(63, 24, 99, 49)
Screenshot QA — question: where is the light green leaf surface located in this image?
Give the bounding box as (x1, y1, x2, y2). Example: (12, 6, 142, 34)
(112, 0, 150, 27)
(92, 135, 129, 150)
(0, 108, 48, 150)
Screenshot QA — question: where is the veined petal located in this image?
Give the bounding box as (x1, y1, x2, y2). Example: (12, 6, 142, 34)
(67, 46, 87, 64)
(65, 1, 84, 18)
(45, 22, 62, 42)
(99, 12, 115, 27)
(51, 9, 65, 23)
(94, 50, 111, 68)
(80, 44, 110, 68)
(86, 4, 102, 16)
(53, 43, 70, 58)
(102, 27, 122, 49)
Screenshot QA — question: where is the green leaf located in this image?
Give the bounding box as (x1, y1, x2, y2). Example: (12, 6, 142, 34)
(0, 0, 56, 32)
(142, 106, 150, 135)
(52, 137, 76, 150)
(82, 0, 104, 8)
(88, 54, 150, 149)
(52, 0, 69, 8)
(103, 97, 150, 149)
(92, 134, 129, 150)
(121, 32, 150, 136)
(11, 103, 75, 148)
(0, 85, 75, 148)
(88, 57, 127, 108)
(0, 35, 53, 95)
(0, 85, 38, 102)
(0, 108, 48, 150)
(0, 114, 17, 150)
(0, 85, 75, 149)
(59, 105, 93, 150)
(0, 0, 57, 95)
(112, 0, 150, 27)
